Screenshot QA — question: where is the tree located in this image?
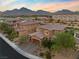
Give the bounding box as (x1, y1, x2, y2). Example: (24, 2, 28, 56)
(19, 35, 29, 44)
(65, 27, 75, 35)
(65, 27, 79, 36)
(48, 19, 54, 23)
(41, 32, 76, 59)
(0, 22, 18, 40)
(7, 30, 18, 40)
(41, 37, 56, 59)
(56, 19, 61, 23)
(54, 32, 76, 52)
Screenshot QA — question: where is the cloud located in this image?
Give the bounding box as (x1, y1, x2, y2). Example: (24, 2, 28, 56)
(0, 0, 79, 12)
(0, 3, 30, 11)
(31, 1, 79, 12)
(69, 6, 79, 11)
(0, 0, 16, 6)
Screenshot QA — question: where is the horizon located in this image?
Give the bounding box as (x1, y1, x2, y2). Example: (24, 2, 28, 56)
(0, 0, 79, 12)
(0, 7, 78, 13)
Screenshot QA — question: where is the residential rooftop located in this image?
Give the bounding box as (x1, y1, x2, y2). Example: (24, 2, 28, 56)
(39, 24, 67, 31)
(18, 20, 39, 25)
(29, 32, 44, 39)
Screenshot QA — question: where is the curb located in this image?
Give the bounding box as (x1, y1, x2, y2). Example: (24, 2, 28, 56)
(0, 33, 43, 59)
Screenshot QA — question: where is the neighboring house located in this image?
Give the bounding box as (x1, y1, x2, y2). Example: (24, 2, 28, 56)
(52, 15, 79, 26)
(29, 24, 67, 45)
(38, 24, 67, 37)
(52, 14, 79, 22)
(8, 17, 67, 45)
(17, 20, 40, 36)
(9, 18, 40, 36)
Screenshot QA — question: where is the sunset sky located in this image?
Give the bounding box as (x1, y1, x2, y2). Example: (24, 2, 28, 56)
(0, 0, 79, 12)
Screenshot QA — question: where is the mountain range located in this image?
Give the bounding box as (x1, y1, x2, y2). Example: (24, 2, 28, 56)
(0, 7, 79, 16)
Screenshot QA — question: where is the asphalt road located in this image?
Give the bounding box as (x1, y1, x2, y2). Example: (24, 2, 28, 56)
(0, 37, 29, 59)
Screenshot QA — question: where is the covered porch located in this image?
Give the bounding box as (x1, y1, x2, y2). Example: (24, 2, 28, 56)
(29, 32, 44, 45)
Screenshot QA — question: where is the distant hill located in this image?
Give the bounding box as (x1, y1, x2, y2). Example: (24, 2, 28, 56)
(3, 7, 35, 16)
(0, 11, 3, 16)
(0, 7, 79, 16)
(35, 10, 52, 15)
(74, 11, 79, 15)
(2, 7, 52, 16)
(53, 9, 75, 15)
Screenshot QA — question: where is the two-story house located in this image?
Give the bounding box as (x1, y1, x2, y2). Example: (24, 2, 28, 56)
(29, 24, 67, 45)
(9, 18, 40, 36)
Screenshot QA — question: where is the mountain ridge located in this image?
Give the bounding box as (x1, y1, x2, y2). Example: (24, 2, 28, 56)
(0, 7, 79, 16)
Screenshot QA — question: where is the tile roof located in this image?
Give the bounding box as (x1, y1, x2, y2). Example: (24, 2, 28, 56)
(39, 24, 67, 31)
(19, 20, 39, 25)
(29, 32, 44, 39)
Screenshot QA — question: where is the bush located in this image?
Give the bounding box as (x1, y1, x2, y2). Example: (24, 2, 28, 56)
(19, 35, 28, 43)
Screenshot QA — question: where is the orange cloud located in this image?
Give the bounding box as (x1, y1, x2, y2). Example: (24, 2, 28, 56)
(0, 0, 79, 12)
(69, 6, 79, 11)
(32, 1, 79, 12)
